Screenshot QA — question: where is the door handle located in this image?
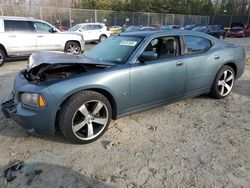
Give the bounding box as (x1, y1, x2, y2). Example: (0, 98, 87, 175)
(214, 56, 220, 60)
(8, 35, 16, 37)
(37, 35, 43, 37)
(176, 61, 183, 66)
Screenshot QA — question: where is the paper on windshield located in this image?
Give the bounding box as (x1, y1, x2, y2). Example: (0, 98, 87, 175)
(119, 41, 137, 46)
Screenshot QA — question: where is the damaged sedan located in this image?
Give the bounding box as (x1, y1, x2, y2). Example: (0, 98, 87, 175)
(1, 30, 245, 144)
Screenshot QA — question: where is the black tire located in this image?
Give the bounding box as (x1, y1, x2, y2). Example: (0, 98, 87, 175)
(210, 65, 235, 99)
(99, 35, 107, 42)
(64, 41, 81, 54)
(58, 90, 112, 144)
(0, 48, 6, 67)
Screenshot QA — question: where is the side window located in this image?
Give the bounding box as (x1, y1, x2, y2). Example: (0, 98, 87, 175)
(93, 25, 102, 30)
(184, 36, 211, 54)
(144, 36, 180, 60)
(33, 21, 53, 33)
(4, 20, 30, 32)
(82, 25, 92, 30)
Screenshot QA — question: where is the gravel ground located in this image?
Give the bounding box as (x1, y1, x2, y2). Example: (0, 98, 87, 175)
(0, 38, 249, 188)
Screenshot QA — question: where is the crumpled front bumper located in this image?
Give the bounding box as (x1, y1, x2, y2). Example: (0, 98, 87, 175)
(1, 92, 16, 119)
(0, 73, 58, 136)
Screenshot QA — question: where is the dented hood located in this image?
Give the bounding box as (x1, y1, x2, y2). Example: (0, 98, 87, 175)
(28, 51, 115, 71)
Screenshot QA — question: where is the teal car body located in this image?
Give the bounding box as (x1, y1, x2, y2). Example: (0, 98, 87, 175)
(1, 30, 245, 136)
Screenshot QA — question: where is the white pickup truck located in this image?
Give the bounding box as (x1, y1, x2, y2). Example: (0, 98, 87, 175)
(0, 16, 85, 66)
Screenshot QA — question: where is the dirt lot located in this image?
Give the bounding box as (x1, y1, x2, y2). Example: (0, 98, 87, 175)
(0, 38, 250, 188)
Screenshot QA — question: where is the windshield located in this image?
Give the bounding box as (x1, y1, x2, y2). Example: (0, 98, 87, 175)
(69, 24, 82, 31)
(192, 26, 206, 32)
(86, 36, 143, 63)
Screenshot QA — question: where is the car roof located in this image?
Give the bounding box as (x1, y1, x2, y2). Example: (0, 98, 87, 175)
(0, 16, 37, 21)
(119, 30, 212, 38)
(78, 23, 104, 25)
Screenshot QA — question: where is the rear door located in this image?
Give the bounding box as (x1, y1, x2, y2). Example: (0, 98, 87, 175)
(182, 35, 220, 95)
(4, 20, 36, 55)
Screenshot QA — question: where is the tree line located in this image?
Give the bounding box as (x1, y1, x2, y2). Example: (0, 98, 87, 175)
(76, 0, 250, 16)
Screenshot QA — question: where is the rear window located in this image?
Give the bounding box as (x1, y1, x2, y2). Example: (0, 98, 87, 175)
(92, 25, 102, 30)
(184, 35, 212, 54)
(4, 20, 31, 32)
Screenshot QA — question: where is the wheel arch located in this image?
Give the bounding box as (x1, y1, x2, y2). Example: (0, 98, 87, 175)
(0, 44, 8, 57)
(223, 62, 238, 77)
(64, 40, 81, 51)
(55, 88, 118, 132)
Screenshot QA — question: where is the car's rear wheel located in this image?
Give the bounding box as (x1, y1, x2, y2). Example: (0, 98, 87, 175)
(64, 41, 81, 54)
(210, 65, 235, 99)
(99, 35, 107, 42)
(0, 49, 6, 67)
(58, 90, 112, 144)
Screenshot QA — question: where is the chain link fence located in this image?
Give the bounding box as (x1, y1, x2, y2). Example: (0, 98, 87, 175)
(0, 3, 209, 28)
(210, 15, 250, 27)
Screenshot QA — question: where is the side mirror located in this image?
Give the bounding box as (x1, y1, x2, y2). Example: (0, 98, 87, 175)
(49, 28, 57, 33)
(139, 51, 158, 62)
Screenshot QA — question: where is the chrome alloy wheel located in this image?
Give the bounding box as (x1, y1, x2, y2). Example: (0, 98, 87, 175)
(66, 44, 80, 54)
(71, 100, 109, 140)
(218, 70, 234, 96)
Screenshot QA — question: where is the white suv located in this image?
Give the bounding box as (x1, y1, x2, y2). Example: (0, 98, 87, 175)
(0, 16, 84, 66)
(69, 23, 110, 42)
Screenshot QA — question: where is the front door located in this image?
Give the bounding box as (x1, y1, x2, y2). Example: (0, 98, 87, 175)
(32, 21, 62, 51)
(130, 36, 186, 109)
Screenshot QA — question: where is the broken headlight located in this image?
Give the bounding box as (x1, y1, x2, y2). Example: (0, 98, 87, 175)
(20, 93, 46, 108)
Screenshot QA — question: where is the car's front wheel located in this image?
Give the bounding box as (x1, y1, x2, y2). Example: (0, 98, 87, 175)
(64, 41, 81, 54)
(0, 49, 6, 67)
(210, 65, 235, 99)
(58, 90, 112, 144)
(99, 35, 107, 42)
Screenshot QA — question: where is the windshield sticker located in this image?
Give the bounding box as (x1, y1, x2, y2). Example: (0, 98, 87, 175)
(119, 41, 137, 46)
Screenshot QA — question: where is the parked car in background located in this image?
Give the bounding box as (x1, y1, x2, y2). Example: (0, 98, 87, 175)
(1, 30, 245, 144)
(122, 26, 141, 32)
(68, 23, 110, 42)
(122, 26, 157, 32)
(184, 24, 202, 30)
(192, 25, 226, 39)
(108, 25, 122, 35)
(227, 23, 250, 38)
(161, 25, 183, 30)
(0, 16, 84, 66)
(141, 26, 158, 31)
